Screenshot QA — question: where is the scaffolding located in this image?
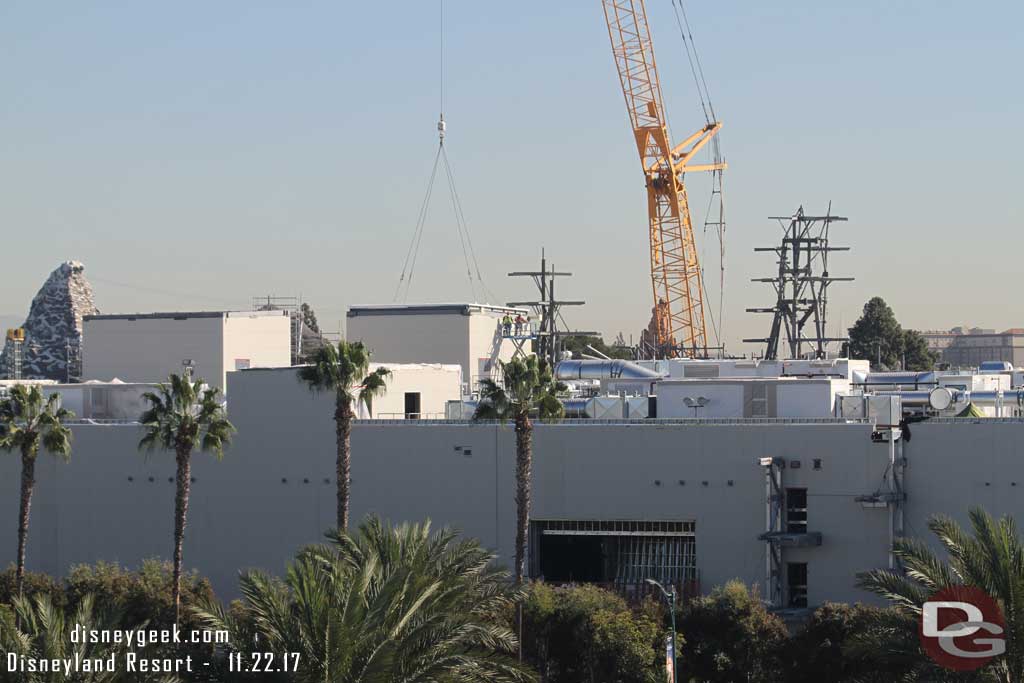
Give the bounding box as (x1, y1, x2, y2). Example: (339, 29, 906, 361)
(64, 337, 82, 383)
(758, 457, 822, 609)
(4, 328, 25, 380)
(745, 206, 852, 360)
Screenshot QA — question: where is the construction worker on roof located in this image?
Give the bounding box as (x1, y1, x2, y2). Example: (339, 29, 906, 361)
(514, 314, 525, 336)
(502, 314, 512, 336)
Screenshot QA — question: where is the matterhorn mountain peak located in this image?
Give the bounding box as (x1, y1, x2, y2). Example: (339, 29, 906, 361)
(0, 260, 99, 381)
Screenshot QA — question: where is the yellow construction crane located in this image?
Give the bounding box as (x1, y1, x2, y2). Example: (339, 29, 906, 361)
(602, 0, 725, 357)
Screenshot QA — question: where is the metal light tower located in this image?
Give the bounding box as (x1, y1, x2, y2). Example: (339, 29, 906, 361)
(745, 206, 853, 360)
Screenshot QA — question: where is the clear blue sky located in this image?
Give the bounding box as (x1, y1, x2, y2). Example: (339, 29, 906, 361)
(2, 1, 1021, 353)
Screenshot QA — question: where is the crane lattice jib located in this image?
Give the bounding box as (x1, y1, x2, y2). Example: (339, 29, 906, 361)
(602, 0, 725, 357)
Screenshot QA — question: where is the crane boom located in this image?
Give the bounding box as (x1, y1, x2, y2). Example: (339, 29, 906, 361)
(602, 0, 725, 357)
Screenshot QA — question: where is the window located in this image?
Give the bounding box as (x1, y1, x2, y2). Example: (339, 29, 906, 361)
(787, 562, 808, 608)
(404, 392, 421, 420)
(786, 488, 808, 534)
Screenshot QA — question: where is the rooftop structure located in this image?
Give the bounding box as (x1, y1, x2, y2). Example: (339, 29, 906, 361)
(919, 328, 1024, 368)
(232, 362, 463, 420)
(346, 303, 527, 393)
(82, 310, 291, 392)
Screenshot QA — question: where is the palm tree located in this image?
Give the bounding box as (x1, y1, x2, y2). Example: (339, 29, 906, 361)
(195, 516, 533, 683)
(857, 507, 1024, 682)
(139, 373, 234, 622)
(0, 385, 73, 595)
(0, 593, 164, 683)
(473, 356, 564, 586)
(297, 340, 390, 531)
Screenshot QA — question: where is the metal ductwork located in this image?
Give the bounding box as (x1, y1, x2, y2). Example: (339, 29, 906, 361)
(856, 372, 938, 388)
(555, 359, 662, 381)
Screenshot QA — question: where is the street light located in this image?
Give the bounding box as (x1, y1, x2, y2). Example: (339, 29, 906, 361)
(646, 578, 678, 683)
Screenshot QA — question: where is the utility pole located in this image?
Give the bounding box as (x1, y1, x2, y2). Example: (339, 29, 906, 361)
(507, 250, 597, 367)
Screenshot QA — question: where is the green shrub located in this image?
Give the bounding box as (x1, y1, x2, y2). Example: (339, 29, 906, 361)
(676, 580, 788, 683)
(522, 582, 664, 683)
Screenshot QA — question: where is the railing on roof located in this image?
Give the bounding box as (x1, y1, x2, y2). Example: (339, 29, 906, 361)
(356, 417, 873, 426)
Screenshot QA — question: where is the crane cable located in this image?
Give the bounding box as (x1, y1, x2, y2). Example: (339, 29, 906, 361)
(393, 0, 493, 303)
(671, 0, 716, 123)
(671, 0, 726, 355)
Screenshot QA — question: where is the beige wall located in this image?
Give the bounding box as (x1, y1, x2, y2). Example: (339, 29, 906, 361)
(221, 312, 291, 380)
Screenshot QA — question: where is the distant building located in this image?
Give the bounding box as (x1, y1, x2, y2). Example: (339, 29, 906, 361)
(346, 303, 527, 393)
(922, 327, 1024, 367)
(82, 311, 291, 392)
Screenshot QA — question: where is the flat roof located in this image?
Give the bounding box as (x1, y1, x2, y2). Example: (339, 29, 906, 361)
(347, 303, 528, 318)
(84, 310, 287, 321)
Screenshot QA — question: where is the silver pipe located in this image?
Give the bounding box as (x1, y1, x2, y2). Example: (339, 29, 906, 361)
(856, 372, 937, 387)
(555, 359, 662, 381)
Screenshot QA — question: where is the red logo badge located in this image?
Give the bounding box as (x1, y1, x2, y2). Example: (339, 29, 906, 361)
(920, 585, 1006, 671)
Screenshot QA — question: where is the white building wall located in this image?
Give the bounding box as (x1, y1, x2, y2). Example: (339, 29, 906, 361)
(347, 311, 471, 378)
(83, 315, 225, 389)
(227, 363, 462, 422)
(221, 312, 291, 376)
(346, 305, 524, 391)
(657, 382, 746, 418)
(467, 313, 518, 389)
(82, 312, 289, 393)
(3, 410, 1024, 606)
(776, 380, 849, 418)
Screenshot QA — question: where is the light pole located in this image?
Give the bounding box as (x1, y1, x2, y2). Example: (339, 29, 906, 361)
(646, 578, 678, 683)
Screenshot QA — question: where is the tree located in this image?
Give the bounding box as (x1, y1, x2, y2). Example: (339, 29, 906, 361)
(138, 373, 234, 622)
(848, 297, 904, 369)
(300, 302, 320, 334)
(474, 356, 564, 656)
(0, 593, 159, 683)
(521, 582, 664, 683)
(0, 385, 73, 595)
(474, 356, 564, 586)
(675, 581, 789, 683)
(847, 297, 938, 371)
(857, 507, 1024, 682)
(196, 517, 532, 683)
(785, 602, 916, 682)
(902, 329, 939, 371)
(297, 341, 390, 531)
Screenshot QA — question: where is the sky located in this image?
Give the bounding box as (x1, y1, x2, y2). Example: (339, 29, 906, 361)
(1, 1, 1022, 354)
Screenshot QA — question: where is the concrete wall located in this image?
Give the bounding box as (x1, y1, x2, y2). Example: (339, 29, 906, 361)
(229, 363, 463, 421)
(5, 409, 1024, 605)
(82, 312, 289, 392)
(346, 307, 520, 390)
(347, 312, 472, 382)
(657, 379, 843, 419)
(83, 315, 224, 389)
